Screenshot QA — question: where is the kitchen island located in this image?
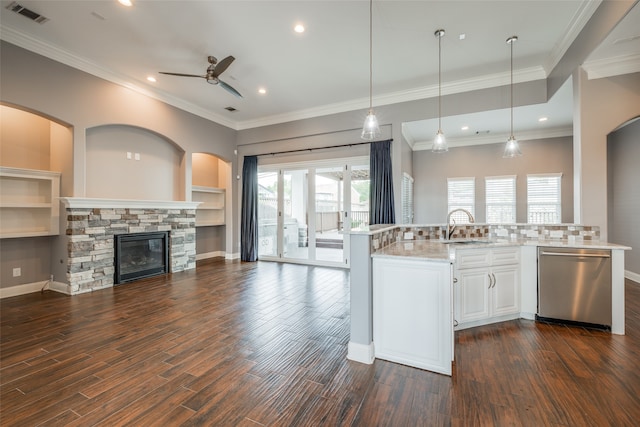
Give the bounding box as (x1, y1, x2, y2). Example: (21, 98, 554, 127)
(348, 224, 630, 375)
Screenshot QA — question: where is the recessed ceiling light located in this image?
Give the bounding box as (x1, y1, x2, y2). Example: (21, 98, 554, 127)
(538, 117, 548, 122)
(459, 34, 466, 40)
(258, 88, 267, 95)
(294, 23, 305, 33)
(461, 125, 469, 131)
(118, 0, 133, 6)
(146, 76, 156, 83)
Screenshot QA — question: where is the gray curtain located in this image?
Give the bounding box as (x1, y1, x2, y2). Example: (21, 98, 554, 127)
(370, 140, 395, 225)
(241, 156, 258, 261)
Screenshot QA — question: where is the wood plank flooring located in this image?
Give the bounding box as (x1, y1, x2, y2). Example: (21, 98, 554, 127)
(1, 259, 639, 426)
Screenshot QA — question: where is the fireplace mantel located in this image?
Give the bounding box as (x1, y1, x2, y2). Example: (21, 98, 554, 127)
(60, 197, 200, 210)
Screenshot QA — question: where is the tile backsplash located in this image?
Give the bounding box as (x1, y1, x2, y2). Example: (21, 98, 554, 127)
(370, 223, 599, 253)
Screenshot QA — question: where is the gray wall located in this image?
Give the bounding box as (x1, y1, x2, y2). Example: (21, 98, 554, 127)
(412, 136, 574, 224)
(196, 226, 226, 256)
(86, 125, 183, 200)
(573, 70, 640, 241)
(1, 41, 236, 290)
(608, 118, 640, 278)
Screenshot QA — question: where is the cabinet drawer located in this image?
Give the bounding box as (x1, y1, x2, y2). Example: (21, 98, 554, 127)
(456, 249, 491, 269)
(491, 247, 520, 265)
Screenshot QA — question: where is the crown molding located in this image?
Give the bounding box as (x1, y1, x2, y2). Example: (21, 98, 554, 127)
(235, 66, 546, 130)
(0, 25, 238, 130)
(544, 0, 602, 74)
(1, 24, 546, 132)
(411, 126, 573, 151)
(583, 53, 640, 80)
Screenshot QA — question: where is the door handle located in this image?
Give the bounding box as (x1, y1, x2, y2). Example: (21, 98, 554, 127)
(491, 273, 496, 288)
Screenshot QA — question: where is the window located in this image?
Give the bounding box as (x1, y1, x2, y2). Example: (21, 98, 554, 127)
(527, 174, 562, 223)
(401, 173, 414, 224)
(485, 176, 516, 223)
(447, 177, 475, 223)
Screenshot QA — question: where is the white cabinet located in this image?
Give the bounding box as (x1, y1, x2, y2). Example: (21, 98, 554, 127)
(454, 247, 520, 329)
(192, 186, 225, 226)
(373, 257, 453, 376)
(0, 167, 60, 238)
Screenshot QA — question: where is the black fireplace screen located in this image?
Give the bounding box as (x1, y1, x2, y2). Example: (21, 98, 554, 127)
(114, 232, 169, 284)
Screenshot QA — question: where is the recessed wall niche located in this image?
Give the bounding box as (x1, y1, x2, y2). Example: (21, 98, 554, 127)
(86, 125, 184, 201)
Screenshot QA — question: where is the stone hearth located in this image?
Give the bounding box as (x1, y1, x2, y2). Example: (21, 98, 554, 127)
(60, 198, 199, 294)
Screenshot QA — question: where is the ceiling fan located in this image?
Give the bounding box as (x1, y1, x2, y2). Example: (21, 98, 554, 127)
(159, 55, 242, 98)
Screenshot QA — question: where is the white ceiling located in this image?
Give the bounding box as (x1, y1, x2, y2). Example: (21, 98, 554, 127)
(1, 0, 638, 147)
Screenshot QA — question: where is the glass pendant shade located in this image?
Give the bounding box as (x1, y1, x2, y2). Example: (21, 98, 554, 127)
(431, 29, 448, 153)
(504, 35, 522, 158)
(362, 109, 381, 140)
(503, 135, 522, 158)
(362, 0, 379, 141)
(432, 129, 448, 153)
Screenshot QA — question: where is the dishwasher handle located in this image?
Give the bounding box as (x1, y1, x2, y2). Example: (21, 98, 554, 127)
(539, 251, 610, 259)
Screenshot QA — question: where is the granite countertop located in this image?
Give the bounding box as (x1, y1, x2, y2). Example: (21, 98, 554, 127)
(371, 238, 631, 263)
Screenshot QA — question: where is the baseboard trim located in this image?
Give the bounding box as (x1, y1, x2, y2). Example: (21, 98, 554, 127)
(48, 280, 73, 295)
(0, 281, 48, 299)
(347, 341, 375, 365)
(225, 252, 240, 260)
(196, 251, 226, 261)
(625, 270, 639, 284)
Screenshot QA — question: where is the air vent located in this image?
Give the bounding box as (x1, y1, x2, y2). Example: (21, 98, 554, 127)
(6, 2, 50, 24)
(225, 107, 237, 112)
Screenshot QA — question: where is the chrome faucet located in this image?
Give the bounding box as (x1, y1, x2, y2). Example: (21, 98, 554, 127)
(446, 208, 475, 240)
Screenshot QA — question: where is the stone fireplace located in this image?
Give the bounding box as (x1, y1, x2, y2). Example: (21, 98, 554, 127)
(59, 198, 200, 294)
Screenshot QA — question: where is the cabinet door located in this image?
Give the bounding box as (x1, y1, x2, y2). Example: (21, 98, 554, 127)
(456, 268, 491, 323)
(373, 258, 452, 375)
(491, 265, 520, 316)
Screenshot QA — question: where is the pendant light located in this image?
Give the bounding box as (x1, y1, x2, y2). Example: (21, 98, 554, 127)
(432, 29, 448, 153)
(503, 35, 522, 158)
(361, 0, 381, 140)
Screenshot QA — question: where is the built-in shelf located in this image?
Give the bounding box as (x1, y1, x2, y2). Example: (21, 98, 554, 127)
(0, 166, 61, 238)
(192, 185, 225, 226)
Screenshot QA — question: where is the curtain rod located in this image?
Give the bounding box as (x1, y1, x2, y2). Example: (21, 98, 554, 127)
(256, 138, 393, 157)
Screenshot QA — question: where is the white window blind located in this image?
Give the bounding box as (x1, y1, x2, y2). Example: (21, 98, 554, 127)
(401, 173, 414, 224)
(527, 174, 562, 224)
(447, 177, 475, 223)
(485, 176, 516, 223)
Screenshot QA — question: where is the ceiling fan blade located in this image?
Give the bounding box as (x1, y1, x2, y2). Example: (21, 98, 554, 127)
(211, 55, 235, 78)
(159, 72, 206, 78)
(218, 80, 243, 98)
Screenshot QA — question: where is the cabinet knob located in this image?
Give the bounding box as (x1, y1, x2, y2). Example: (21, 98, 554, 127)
(453, 278, 458, 283)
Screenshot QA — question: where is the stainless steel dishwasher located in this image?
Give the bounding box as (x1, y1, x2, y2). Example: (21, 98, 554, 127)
(537, 247, 612, 329)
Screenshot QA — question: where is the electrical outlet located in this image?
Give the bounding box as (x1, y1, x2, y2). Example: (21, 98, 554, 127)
(134, 153, 140, 161)
(13, 267, 21, 277)
(126, 151, 132, 160)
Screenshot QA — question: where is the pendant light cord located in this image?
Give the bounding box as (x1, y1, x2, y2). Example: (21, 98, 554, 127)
(510, 38, 513, 137)
(369, 0, 373, 111)
(438, 31, 442, 130)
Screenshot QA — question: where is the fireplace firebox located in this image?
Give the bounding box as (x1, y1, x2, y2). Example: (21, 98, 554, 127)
(114, 232, 169, 284)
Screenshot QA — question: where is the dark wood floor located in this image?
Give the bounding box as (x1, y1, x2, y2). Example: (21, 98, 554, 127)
(1, 259, 639, 426)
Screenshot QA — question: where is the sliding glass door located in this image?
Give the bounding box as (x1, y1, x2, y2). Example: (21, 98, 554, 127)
(257, 158, 368, 267)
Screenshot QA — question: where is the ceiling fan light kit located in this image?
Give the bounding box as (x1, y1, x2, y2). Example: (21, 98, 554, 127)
(432, 28, 448, 153)
(159, 55, 243, 98)
(361, 0, 381, 141)
(503, 35, 522, 158)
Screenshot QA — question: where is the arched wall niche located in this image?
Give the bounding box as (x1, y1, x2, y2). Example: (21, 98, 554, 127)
(192, 152, 231, 188)
(86, 124, 184, 201)
(0, 103, 74, 196)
